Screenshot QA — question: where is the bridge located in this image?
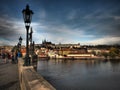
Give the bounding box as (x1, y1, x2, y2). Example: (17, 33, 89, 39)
(0, 58, 56, 90)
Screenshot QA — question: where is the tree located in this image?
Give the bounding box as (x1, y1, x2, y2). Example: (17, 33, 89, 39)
(102, 52, 109, 59)
(91, 50, 96, 56)
(109, 47, 119, 59)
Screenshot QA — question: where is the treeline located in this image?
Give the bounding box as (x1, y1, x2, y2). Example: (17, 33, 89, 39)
(86, 45, 120, 59)
(101, 47, 120, 59)
(83, 44, 120, 50)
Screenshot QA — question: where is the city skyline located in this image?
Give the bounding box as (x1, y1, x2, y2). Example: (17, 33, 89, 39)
(0, 0, 120, 46)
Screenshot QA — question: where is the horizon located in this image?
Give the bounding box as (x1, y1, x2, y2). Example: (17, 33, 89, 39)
(0, 0, 120, 46)
(0, 41, 120, 47)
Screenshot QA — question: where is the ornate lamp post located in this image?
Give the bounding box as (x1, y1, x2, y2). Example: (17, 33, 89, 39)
(29, 27, 33, 55)
(19, 36, 23, 51)
(22, 4, 33, 66)
(17, 36, 23, 52)
(19, 36, 23, 45)
(29, 27, 33, 43)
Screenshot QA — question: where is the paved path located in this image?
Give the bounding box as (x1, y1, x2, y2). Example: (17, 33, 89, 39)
(0, 59, 20, 90)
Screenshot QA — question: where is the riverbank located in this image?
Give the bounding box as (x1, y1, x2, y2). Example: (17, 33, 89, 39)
(38, 56, 120, 61)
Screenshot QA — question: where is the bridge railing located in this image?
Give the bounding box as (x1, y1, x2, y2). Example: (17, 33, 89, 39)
(18, 58, 56, 90)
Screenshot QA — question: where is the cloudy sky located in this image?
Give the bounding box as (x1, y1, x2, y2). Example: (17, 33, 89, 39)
(0, 0, 120, 46)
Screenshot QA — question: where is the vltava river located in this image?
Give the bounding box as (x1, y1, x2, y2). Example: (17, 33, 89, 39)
(37, 59, 120, 90)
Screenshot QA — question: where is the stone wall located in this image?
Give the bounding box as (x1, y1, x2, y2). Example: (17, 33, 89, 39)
(18, 58, 56, 90)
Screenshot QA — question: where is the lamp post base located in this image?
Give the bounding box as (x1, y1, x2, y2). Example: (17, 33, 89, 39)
(23, 56, 31, 66)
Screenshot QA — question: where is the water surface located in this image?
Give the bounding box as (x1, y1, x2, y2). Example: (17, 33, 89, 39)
(37, 59, 120, 90)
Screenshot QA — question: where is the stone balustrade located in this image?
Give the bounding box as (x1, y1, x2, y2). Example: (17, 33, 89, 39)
(18, 58, 56, 90)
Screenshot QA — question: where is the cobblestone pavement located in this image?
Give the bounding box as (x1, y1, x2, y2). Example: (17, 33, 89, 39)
(0, 59, 20, 90)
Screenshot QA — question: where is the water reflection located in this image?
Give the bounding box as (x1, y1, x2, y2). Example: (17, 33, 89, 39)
(37, 59, 120, 90)
(109, 60, 120, 73)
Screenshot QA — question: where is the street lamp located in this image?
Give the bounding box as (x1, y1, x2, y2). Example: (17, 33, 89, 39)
(29, 27, 33, 55)
(19, 36, 23, 45)
(29, 27, 33, 43)
(22, 4, 33, 66)
(18, 36, 23, 52)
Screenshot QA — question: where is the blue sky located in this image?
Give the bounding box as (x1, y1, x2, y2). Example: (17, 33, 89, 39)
(0, 0, 120, 45)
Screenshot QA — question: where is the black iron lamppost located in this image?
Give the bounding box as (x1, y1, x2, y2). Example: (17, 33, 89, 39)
(22, 4, 33, 66)
(17, 36, 23, 52)
(19, 36, 23, 45)
(29, 27, 33, 55)
(29, 27, 33, 43)
(19, 36, 23, 51)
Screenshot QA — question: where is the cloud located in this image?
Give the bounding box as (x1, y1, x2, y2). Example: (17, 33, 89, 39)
(32, 5, 120, 45)
(67, 10, 78, 20)
(32, 20, 96, 44)
(85, 36, 120, 45)
(38, 9, 46, 19)
(112, 16, 120, 21)
(0, 15, 25, 45)
(1, 0, 120, 46)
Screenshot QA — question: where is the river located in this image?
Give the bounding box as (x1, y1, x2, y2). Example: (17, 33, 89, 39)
(37, 59, 120, 90)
